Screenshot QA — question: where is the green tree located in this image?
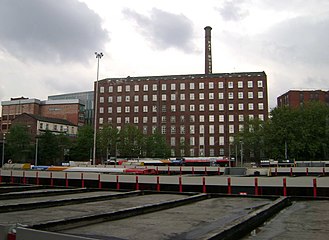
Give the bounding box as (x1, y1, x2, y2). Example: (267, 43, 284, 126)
(145, 130, 171, 158)
(38, 130, 61, 165)
(99, 124, 119, 161)
(70, 125, 94, 161)
(6, 124, 32, 163)
(117, 125, 144, 158)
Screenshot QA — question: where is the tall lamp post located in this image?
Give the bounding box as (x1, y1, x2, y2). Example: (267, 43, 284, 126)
(93, 52, 103, 165)
(1, 133, 5, 167)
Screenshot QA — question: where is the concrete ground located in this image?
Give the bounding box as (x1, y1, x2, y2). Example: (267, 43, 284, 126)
(243, 200, 329, 240)
(61, 198, 271, 240)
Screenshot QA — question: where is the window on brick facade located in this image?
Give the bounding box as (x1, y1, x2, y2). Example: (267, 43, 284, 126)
(209, 82, 214, 89)
(108, 96, 113, 103)
(219, 115, 224, 122)
(171, 94, 176, 101)
(248, 103, 254, 110)
(108, 86, 113, 92)
(134, 85, 139, 91)
(171, 83, 176, 90)
(238, 81, 243, 88)
(117, 106, 121, 113)
(238, 103, 244, 110)
(180, 105, 185, 111)
(248, 92, 253, 99)
(190, 93, 195, 100)
(229, 115, 234, 122)
(125, 85, 130, 92)
(218, 92, 224, 99)
(209, 104, 214, 111)
(162, 94, 166, 101)
(209, 125, 215, 134)
(100, 86, 104, 93)
(125, 96, 130, 102)
(199, 115, 205, 122)
(258, 103, 264, 110)
(152, 95, 157, 101)
(238, 92, 243, 99)
(228, 92, 234, 99)
(180, 83, 185, 90)
(218, 82, 224, 89)
(161, 84, 166, 90)
(209, 93, 214, 100)
(199, 93, 204, 100)
(199, 104, 205, 111)
(134, 95, 139, 102)
(228, 82, 233, 88)
(219, 125, 224, 133)
(143, 95, 148, 101)
(257, 80, 263, 88)
(190, 82, 195, 89)
(143, 106, 148, 112)
(199, 82, 204, 89)
(117, 86, 122, 92)
(258, 91, 264, 99)
(209, 115, 215, 122)
(152, 84, 157, 91)
(190, 105, 195, 111)
(248, 81, 253, 88)
(99, 107, 104, 113)
(134, 106, 139, 113)
(190, 125, 195, 134)
(117, 96, 122, 102)
(125, 106, 130, 113)
(180, 93, 185, 100)
(100, 97, 104, 103)
(229, 104, 234, 111)
(143, 84, 148, 91)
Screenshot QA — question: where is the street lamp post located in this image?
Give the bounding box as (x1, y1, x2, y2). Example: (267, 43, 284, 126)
(93, 52, 103, 165)
(35, 137, 39, 166)
(240, 141, 244, 167)
(1, 133, 5, 167)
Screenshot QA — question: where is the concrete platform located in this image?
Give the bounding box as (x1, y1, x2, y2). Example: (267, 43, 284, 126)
(243, 200, 329, 240)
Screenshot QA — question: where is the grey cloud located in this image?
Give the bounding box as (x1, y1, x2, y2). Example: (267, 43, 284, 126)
(122, 8, 196, 53)
(259, 15, 329, 66)
(217, 0, 249, 21)
(0, 0, 109, 63)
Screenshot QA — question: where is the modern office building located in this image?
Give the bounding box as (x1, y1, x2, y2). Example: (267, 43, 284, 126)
(94, 72, 268, 157)
(277, 90, 329, 108)
(48, 91, 94, 125)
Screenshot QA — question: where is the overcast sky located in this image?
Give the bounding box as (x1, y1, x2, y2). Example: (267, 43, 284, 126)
(0, 0, 328, 109)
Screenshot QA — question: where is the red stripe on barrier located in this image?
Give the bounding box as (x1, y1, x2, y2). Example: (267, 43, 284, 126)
(218, 167, 221, 175)
(157, 176, 160, 192)
(50, 172, 54, 187)
(192, 166, 195, 175)
(227, 177, 231, 195)
(290, 167, 293, 177)
(306, 167, 309, 176)
(202, 177, 206, 193)
(204, 167, 207, 175)
(135, 176, 139, 190)
(98, 174, 102, 189)
(65, 172, 68, 188)
(81, 173, 84, 188)
(179, 176, 182, 192)
(283, 178, 287, 196)
(116, 175, 120, 190)
(313, 178, 317, 198)
(254, 178, 259, 196)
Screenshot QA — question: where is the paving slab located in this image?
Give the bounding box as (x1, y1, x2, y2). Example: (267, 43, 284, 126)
(0, 193, 187, 226)
(61, 197, 271, 240)
(243, 200, 329, 240)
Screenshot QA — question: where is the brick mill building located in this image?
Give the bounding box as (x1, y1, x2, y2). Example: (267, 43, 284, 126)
(95, 72, 268, 157)
(1, 97, 85, 134)
(277, 90, 329, 108)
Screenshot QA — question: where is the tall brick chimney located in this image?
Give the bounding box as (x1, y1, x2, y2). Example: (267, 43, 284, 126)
(204, 26, 212, 74)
